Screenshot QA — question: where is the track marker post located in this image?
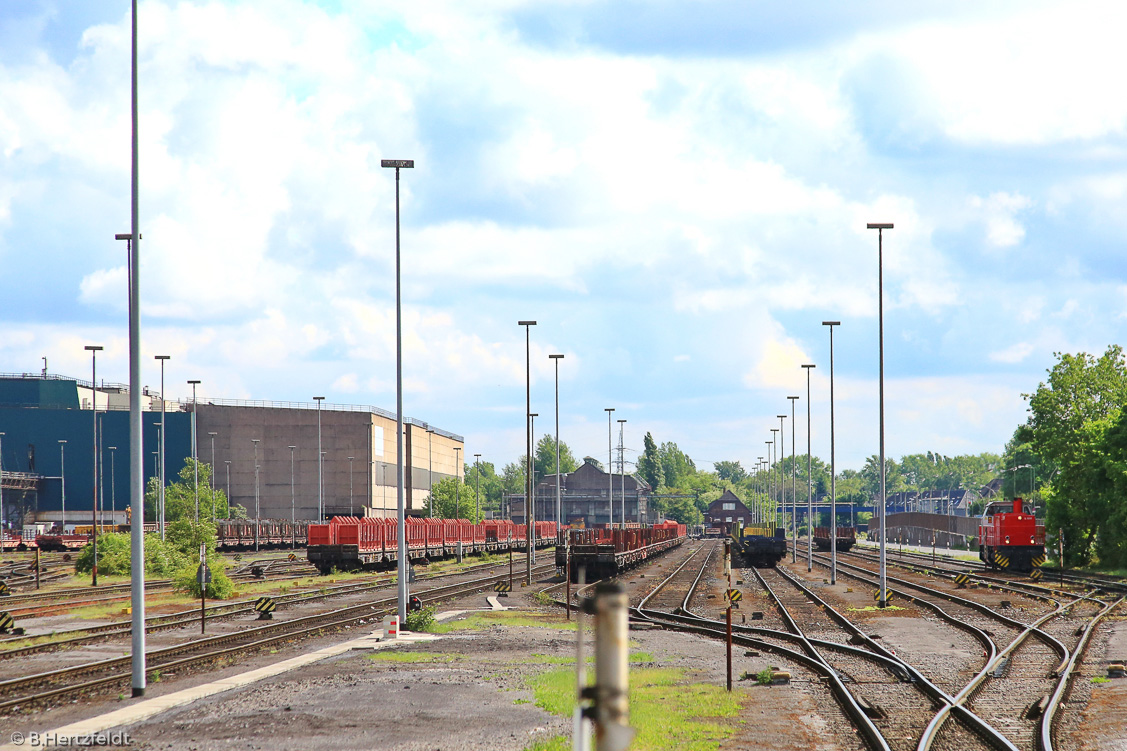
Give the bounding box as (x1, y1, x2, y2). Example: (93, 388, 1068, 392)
(509, 528, 514, 592)
(573, 566, 591, 751)
(592, 581, 633, 750)
(725, 540, 733, 692)
(566, 541, 572, 621)
(196, 544, 210, 634)
(35, 548, 41, 590)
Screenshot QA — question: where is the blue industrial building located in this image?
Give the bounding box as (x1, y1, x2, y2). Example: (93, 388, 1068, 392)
(0, 374, 190, 531)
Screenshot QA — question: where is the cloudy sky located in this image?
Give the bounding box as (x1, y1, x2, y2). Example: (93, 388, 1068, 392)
(2, 0, 1126, 474)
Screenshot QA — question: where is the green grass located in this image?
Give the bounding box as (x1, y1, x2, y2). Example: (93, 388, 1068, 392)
(365, 650, 463, 664)
(525, 736, 569, 751)
(1091, 676, 1110, 684)
(520, 652, 652, 666)
(526, 667, 743, 750)
(431, 610, 577, 633)
(847, 605, 907, 612)
(0, 631, 83, 652)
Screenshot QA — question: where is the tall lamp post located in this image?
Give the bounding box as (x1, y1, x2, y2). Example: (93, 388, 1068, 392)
(823, 321, 840, 583)
(764, 442, 772, 525)
(108, 446, 117, 522)
(802, 363, 816, 571)
(776, 415, 787, 530)
(473, 454, 482, 520)
(288, 447, 296, 546)
(427, 428, 435, 517)
(383, 157, 414, 624)
(787, 395, 799, 561)
(154, 355, 169, 539)
(313, 396, 325, 523)
(605, 408, 615, 525)
(527, 418, 535, 564)
(756, 458, 764, 522)
(85, 345, 103, 586)
(549, 354, 564, 534)
(867, 222, 893, 607)
(769, 431, 778, 526)
(517, 320, 536, 586)
(349, 456, 355, 517)
(251, 438, 260, 552)
(618, 419, 627, 523)
(187, 379, 201, 522)
(454, 447, 462, 518)
(224, 461, 231, 515)
(207, 432, 218, 520)
(59, 440, 67, 531)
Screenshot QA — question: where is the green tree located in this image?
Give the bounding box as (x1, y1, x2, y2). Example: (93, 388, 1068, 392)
(713, 460, 747, 483)
(465, 460, 505, 517)
(658, 442, 695, 488)
(534, 434, 580, 481)
(501, 459, 527, 498)
(861, 455, 904, 497)
(424, 477, 482, 522)
(145, 458, 229, 523)
(636, 432, 664, 490)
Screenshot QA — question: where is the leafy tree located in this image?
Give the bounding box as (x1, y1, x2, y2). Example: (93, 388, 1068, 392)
(501, 459, 527, 498)
(534, 434, 580, 481)
(860, 455, 904, 497)
(658, 442, 695, 488)
(714, 460, 747, 483)
(662, 495, 703, 525)
(636, 432, 664, 490)
(424, 477, 482, 522)
(144, 458, 229, 523)
(465, 460, 505, 517)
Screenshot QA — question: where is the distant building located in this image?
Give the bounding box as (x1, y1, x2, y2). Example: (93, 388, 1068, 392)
(508, 458, 650, 526)
(704, 489, 751, 535)
(0, 372, 463, 530)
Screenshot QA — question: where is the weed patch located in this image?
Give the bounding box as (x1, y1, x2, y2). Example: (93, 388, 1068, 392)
(365, 650, 462, 664)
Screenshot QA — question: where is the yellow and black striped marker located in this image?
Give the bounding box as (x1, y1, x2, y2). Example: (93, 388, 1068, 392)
(0, 612, 13, 633)
(494, 580, 512, 596)
(1031, 554, 1046, 568)
(0, 581, 10, 596)
(993, 552, 1010, 569)
(953, 573, 971, 588)
(1030, 569, 1044, 582)
(254, 597, 276, 619)
(233, 554, 242, 561)
(726, 589, 742, 608)
(287, 553, 297, 561)
(873, 588, 893, 603)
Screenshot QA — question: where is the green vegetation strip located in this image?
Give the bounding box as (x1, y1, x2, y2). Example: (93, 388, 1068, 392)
(526, 667, 742, 751)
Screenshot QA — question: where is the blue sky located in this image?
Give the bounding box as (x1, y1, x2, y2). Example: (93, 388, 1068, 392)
(2, 0, 1127, 475)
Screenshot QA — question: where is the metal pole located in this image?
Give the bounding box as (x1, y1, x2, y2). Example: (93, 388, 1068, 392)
(519, 321, 536, 586)
(188, 379, 200, 522)
(208, 432, 217, 521)
(59, 440, 66, 531)
(86, 345, 102, 586)
(593, 581, 630, 751)
(395, 165, 408, 624)
(867, 222, 893, 607)
(314, 396, 324, 523)
(764, 442, 771, 526)
(550, 354, 564, 534)
(252, 439, 260, 552)
(824, 321, 840, 584)
(224, 461, 230, 518)
(155, 355, 169, 540)
(349, 456, 354, 518)
(802, 363, 815, 572)
(605, 408, 614, 525)
(108, 446, 116, 523)
(427, 428, 434, 518)
(128, 0, 146, 695)
(474, 454, 481, 521)
(289, 447, 296, 547)
(776, 417, 786, 531)
(454, 447, 461, 518)
(618, 419, 626, 523)
(528, 417, 535, 565)
(788, 396, 798, 561)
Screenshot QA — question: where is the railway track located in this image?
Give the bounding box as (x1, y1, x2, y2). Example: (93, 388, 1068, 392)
(0, 560, 559, 713)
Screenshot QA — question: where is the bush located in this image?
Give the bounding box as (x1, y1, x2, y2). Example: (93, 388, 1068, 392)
(173, 555, 235, 599)
(405, 605, 437, 632)
(75, 532, 188, 577)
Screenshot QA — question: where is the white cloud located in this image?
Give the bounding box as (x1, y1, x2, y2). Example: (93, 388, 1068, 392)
(968, 192, 1032, 248)
(990, 342, 1034, 364)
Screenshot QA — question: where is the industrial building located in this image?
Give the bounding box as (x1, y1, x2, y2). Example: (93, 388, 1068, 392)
(0, 372, 463, 531)
(508, 458, 651, 527)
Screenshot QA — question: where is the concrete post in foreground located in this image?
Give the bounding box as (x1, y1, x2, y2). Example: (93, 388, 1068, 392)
(594, 581, 633, 751)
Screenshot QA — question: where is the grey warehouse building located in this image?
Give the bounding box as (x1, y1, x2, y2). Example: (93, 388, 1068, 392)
(0, 372, 463, 531)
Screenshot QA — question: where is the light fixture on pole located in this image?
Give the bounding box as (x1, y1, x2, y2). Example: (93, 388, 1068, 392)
(867, 221, 893, 607)
(527, 417, 535, 565)
(208, 432, 218, 520)
(153, 355, 169, 539)
(787, 395, 799, 562)
(289, 447, 296, 547)
(187, 380, 201, 522)
(313, 396, 325, 523)
(548, 353, 564, 535)
(822, 321, 841, 584)
(776, 416, 786, 531)
(58, 440, 67, 531)
(618, 419, 627, 523)
(518, 320, 536, 586)
(383, 157, 414, 624)
(454, 447, 462, 519)
(474, 453, 482, 520)
(85, 345, 103, 586)
(802, 363, 816, 572)
(605, 408, 615, 525)
(251, 438, 260, 552)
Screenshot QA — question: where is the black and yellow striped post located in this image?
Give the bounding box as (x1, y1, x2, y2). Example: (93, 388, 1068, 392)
(494, 580, 512, 598)
(0, 612, 13, 633)
(953, 573, 971, 588)
(993, 551, 1010, 569)
(873, 588, 893, 604)
(726, 589, 742, 610)
(254, 596, 277, 620)
(0, 581, 10, 597)
(288, 553, 297, 562)
(1030, 568, 1044, 582)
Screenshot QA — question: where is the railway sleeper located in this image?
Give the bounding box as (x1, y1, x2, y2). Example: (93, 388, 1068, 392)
(1023, 694, 1050, 720)
(854, 695, 886, 720)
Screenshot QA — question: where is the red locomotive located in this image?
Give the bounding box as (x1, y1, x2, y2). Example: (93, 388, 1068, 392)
(978, 497, 1045, 573)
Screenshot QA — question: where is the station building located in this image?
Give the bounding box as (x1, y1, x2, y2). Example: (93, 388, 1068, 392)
(0, 372, 463, 531)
